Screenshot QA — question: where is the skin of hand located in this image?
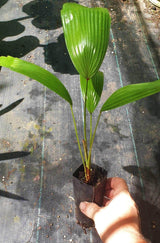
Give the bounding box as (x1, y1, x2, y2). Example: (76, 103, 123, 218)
(79, 177, 147, 243)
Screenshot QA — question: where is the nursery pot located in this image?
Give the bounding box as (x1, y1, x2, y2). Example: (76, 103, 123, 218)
(73, 163, 107, 228)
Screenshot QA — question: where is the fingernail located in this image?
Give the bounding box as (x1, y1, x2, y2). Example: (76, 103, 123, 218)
(79, 202, 87, 212)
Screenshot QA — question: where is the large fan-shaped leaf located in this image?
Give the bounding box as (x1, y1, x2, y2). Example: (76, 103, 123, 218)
(80, 71, 104, 114)
(61, 3, 111, 80)
(0, 56, 72, 105)
(101, 79, 160, 112)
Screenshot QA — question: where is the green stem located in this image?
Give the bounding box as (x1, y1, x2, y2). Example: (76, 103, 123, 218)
(90, 113, 93, 144)
(86, 112, 102, 169)
(70, 105, 85, 169)
(82, 139, 88, 164)
(84, 79, 88, 149)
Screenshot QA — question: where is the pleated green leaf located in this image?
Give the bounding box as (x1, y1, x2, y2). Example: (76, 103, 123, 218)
(0, 56, 72, 105)
(80, 71, 104, 114)
(101, 80, 160, 112)
(61, 3, 111, 80)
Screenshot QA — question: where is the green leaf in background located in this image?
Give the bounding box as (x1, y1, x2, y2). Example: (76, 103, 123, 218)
(101, 79, 160, 112)
(0, 56, 72, 105)
(61, 3, 111, 80)
(80, 71, 104, 114)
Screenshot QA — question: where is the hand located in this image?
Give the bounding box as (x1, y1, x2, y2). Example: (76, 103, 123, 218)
(79, 177, 147, 243)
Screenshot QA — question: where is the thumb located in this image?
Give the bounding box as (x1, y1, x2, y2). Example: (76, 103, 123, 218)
(79, 201, 100, 220)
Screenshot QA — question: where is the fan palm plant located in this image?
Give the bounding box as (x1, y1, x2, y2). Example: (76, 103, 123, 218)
(0, 3, 160, 183)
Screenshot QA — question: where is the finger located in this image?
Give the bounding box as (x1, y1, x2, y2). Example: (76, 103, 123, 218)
(104, 177, 129, 201)
(106, 177, 128, 193)
(79, 201, 100, 220)
(106, 177, 128, 190)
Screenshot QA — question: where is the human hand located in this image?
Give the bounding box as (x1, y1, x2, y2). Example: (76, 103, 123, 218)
(79, 177, 147, 243)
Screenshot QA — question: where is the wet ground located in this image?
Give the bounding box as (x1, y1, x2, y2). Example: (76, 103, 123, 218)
(0, 0, 160, 242)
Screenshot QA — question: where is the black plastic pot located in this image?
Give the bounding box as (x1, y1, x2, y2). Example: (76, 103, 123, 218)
(73, 163, 107, 228)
